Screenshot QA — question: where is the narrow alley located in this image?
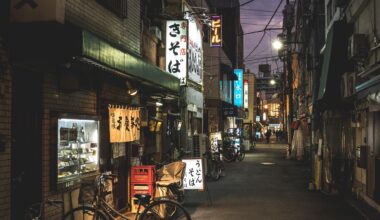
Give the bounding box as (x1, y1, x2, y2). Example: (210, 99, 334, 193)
(187, 145, 367, 220)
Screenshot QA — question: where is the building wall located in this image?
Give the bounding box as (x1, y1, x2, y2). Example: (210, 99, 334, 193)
(0, 38, 11, 220)
(41, 69, 98, 219)
(65, 0, 141, 55)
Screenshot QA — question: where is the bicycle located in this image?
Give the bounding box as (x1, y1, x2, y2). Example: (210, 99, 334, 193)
(24, 199, 63, 220)
(222, 144, 245, 162)
(62, 172, 191, 220)
(204, 144, 225, 181)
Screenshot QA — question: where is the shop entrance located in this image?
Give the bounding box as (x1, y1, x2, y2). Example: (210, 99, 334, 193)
(11, 69, 42, 219)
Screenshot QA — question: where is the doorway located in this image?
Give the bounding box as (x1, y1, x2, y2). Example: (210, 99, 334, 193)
(11, 69, 42, 219)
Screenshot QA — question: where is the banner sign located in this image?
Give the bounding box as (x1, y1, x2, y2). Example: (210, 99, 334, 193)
(182, 158, 204, 190)
(234, 69, 243, 107)
(244, 80, 249, 109)
(210, 15, 222, 47)
(166, 20, 188, 85)
(109, 105, 140, 143)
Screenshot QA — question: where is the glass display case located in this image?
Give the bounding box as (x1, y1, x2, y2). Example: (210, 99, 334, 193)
(57, 118, 99, 184)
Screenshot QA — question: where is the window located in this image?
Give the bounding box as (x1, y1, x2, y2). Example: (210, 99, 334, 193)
(97, 0, 127, 18)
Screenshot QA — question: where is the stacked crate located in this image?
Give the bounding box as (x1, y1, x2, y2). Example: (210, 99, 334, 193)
(130, 165, 155, 213)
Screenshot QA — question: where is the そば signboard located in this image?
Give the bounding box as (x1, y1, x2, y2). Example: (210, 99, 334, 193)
(182, 158, 204, 190)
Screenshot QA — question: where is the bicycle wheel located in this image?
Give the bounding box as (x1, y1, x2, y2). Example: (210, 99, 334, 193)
(138, 199, 191, 220)
(62, 205, 108, 220)
(222, 148, 235, 162)
(237, 150, 245, 162)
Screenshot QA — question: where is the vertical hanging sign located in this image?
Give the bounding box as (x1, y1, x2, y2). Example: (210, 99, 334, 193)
(210, 15, 222, 47)
(234, 69, 243, 107)
(166, 20, 188, 86)
(244, 80, 249, 109)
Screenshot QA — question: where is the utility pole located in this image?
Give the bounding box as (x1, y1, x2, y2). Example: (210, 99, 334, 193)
(285, 0, 294, 145)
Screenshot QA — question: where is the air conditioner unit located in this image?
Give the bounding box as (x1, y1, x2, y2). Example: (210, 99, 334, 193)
(149, 26, 162, 41)
(341, 72, 356, 98)
(348, 34, 368, 60)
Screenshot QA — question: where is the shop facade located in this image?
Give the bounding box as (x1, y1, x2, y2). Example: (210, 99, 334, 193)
(8, 1, 180, 219)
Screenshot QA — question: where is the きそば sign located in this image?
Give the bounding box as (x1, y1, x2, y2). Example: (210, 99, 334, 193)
(182, 158, 204, 190)
(210, 15, 222, 47)
(109, 106, 140, 143)
(166, 20, 188, 85)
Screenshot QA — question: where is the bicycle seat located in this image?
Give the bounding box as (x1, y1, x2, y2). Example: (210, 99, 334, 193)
(134, 194, 151, 204)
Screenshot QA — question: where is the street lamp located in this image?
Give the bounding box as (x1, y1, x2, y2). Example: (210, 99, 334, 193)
(272, 39, 283, 50)
(270, 79, 276, 85)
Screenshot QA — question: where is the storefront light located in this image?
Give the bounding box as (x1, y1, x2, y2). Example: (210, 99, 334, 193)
(155, 101, 163, 107)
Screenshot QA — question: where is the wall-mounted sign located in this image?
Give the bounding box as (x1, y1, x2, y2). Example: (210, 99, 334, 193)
(234, 69, 243, 107)
(182, 158, 204, 190)
(166, 20, 188, 85)
(244, 80, 249, 109)
(185, 13, 203, 85)
(109, 105, 140, 143)
(256, 116, 260, 122)
(210, 15, 222, 47)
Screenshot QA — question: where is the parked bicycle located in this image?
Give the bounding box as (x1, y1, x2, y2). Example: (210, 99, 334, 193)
(62, 172, 191, 220)
(222, 140, 245, 162)
(204, 143, 225, 181)
(23, 172, 190, 220)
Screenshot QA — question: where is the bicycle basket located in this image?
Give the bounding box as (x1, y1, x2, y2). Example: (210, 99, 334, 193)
(78, 179, 97, 204)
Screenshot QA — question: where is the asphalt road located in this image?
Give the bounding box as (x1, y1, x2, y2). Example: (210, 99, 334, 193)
(184, 144, 365, 220)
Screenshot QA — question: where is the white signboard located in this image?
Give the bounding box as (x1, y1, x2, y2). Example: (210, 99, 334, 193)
(166, 20, 188, 85)
(182, 158, 204, 190)
(185, 14, 203, 85)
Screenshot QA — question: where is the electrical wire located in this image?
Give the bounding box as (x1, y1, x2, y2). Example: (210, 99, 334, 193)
(244, 0, 285, 60)
(239, 0, 257, 7)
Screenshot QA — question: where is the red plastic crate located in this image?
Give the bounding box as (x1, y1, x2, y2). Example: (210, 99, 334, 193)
(131, 165, 156, 183)
(131, 182, 155, 197)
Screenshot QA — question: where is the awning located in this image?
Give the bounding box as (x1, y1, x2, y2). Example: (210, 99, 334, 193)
(82, 31, 180, 93)
(316, 21, 350, 104)
(10, 23, 180, 94)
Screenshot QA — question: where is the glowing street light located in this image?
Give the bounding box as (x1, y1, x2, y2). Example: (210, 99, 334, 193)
(270, 79, 276, 85)
(272, 39, 283, 50)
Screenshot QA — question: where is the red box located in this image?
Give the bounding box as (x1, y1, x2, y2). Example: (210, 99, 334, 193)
(131, 165, 156, 183)
(131, 182, 155, 197)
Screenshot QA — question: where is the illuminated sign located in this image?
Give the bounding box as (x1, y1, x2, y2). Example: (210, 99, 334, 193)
(166, 20, 188, 85)
(244, 80, 249, 109)
(234, 69, 243, 107)
(210, 15, 222, 47)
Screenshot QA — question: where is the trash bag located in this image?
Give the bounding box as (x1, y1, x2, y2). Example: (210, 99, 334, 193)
(156, 161, 186, 186)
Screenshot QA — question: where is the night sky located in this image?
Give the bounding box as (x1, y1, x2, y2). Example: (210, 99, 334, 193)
(240, 0, 286, 75)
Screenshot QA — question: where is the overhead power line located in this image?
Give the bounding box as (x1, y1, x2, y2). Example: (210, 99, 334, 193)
(239, 0, 257, 7)
(244, 0, 284, 60)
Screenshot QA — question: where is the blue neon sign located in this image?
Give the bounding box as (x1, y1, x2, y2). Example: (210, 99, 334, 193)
(234, 69, 243, 107)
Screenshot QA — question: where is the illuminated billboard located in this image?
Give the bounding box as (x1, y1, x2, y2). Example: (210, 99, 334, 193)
(210, 15, 222, 47)
(234, 69, 243, 107)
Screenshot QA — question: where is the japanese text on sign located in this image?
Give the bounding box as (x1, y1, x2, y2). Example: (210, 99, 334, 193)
(109, 106, 140, 143)
(211, 15, 222, 47)
(244, 80, 249, 109)
(182, 158, 204, 190)
(210, 132, 222, 153)
(234, 69, 243, 107)
(166, 20, 188, 85)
